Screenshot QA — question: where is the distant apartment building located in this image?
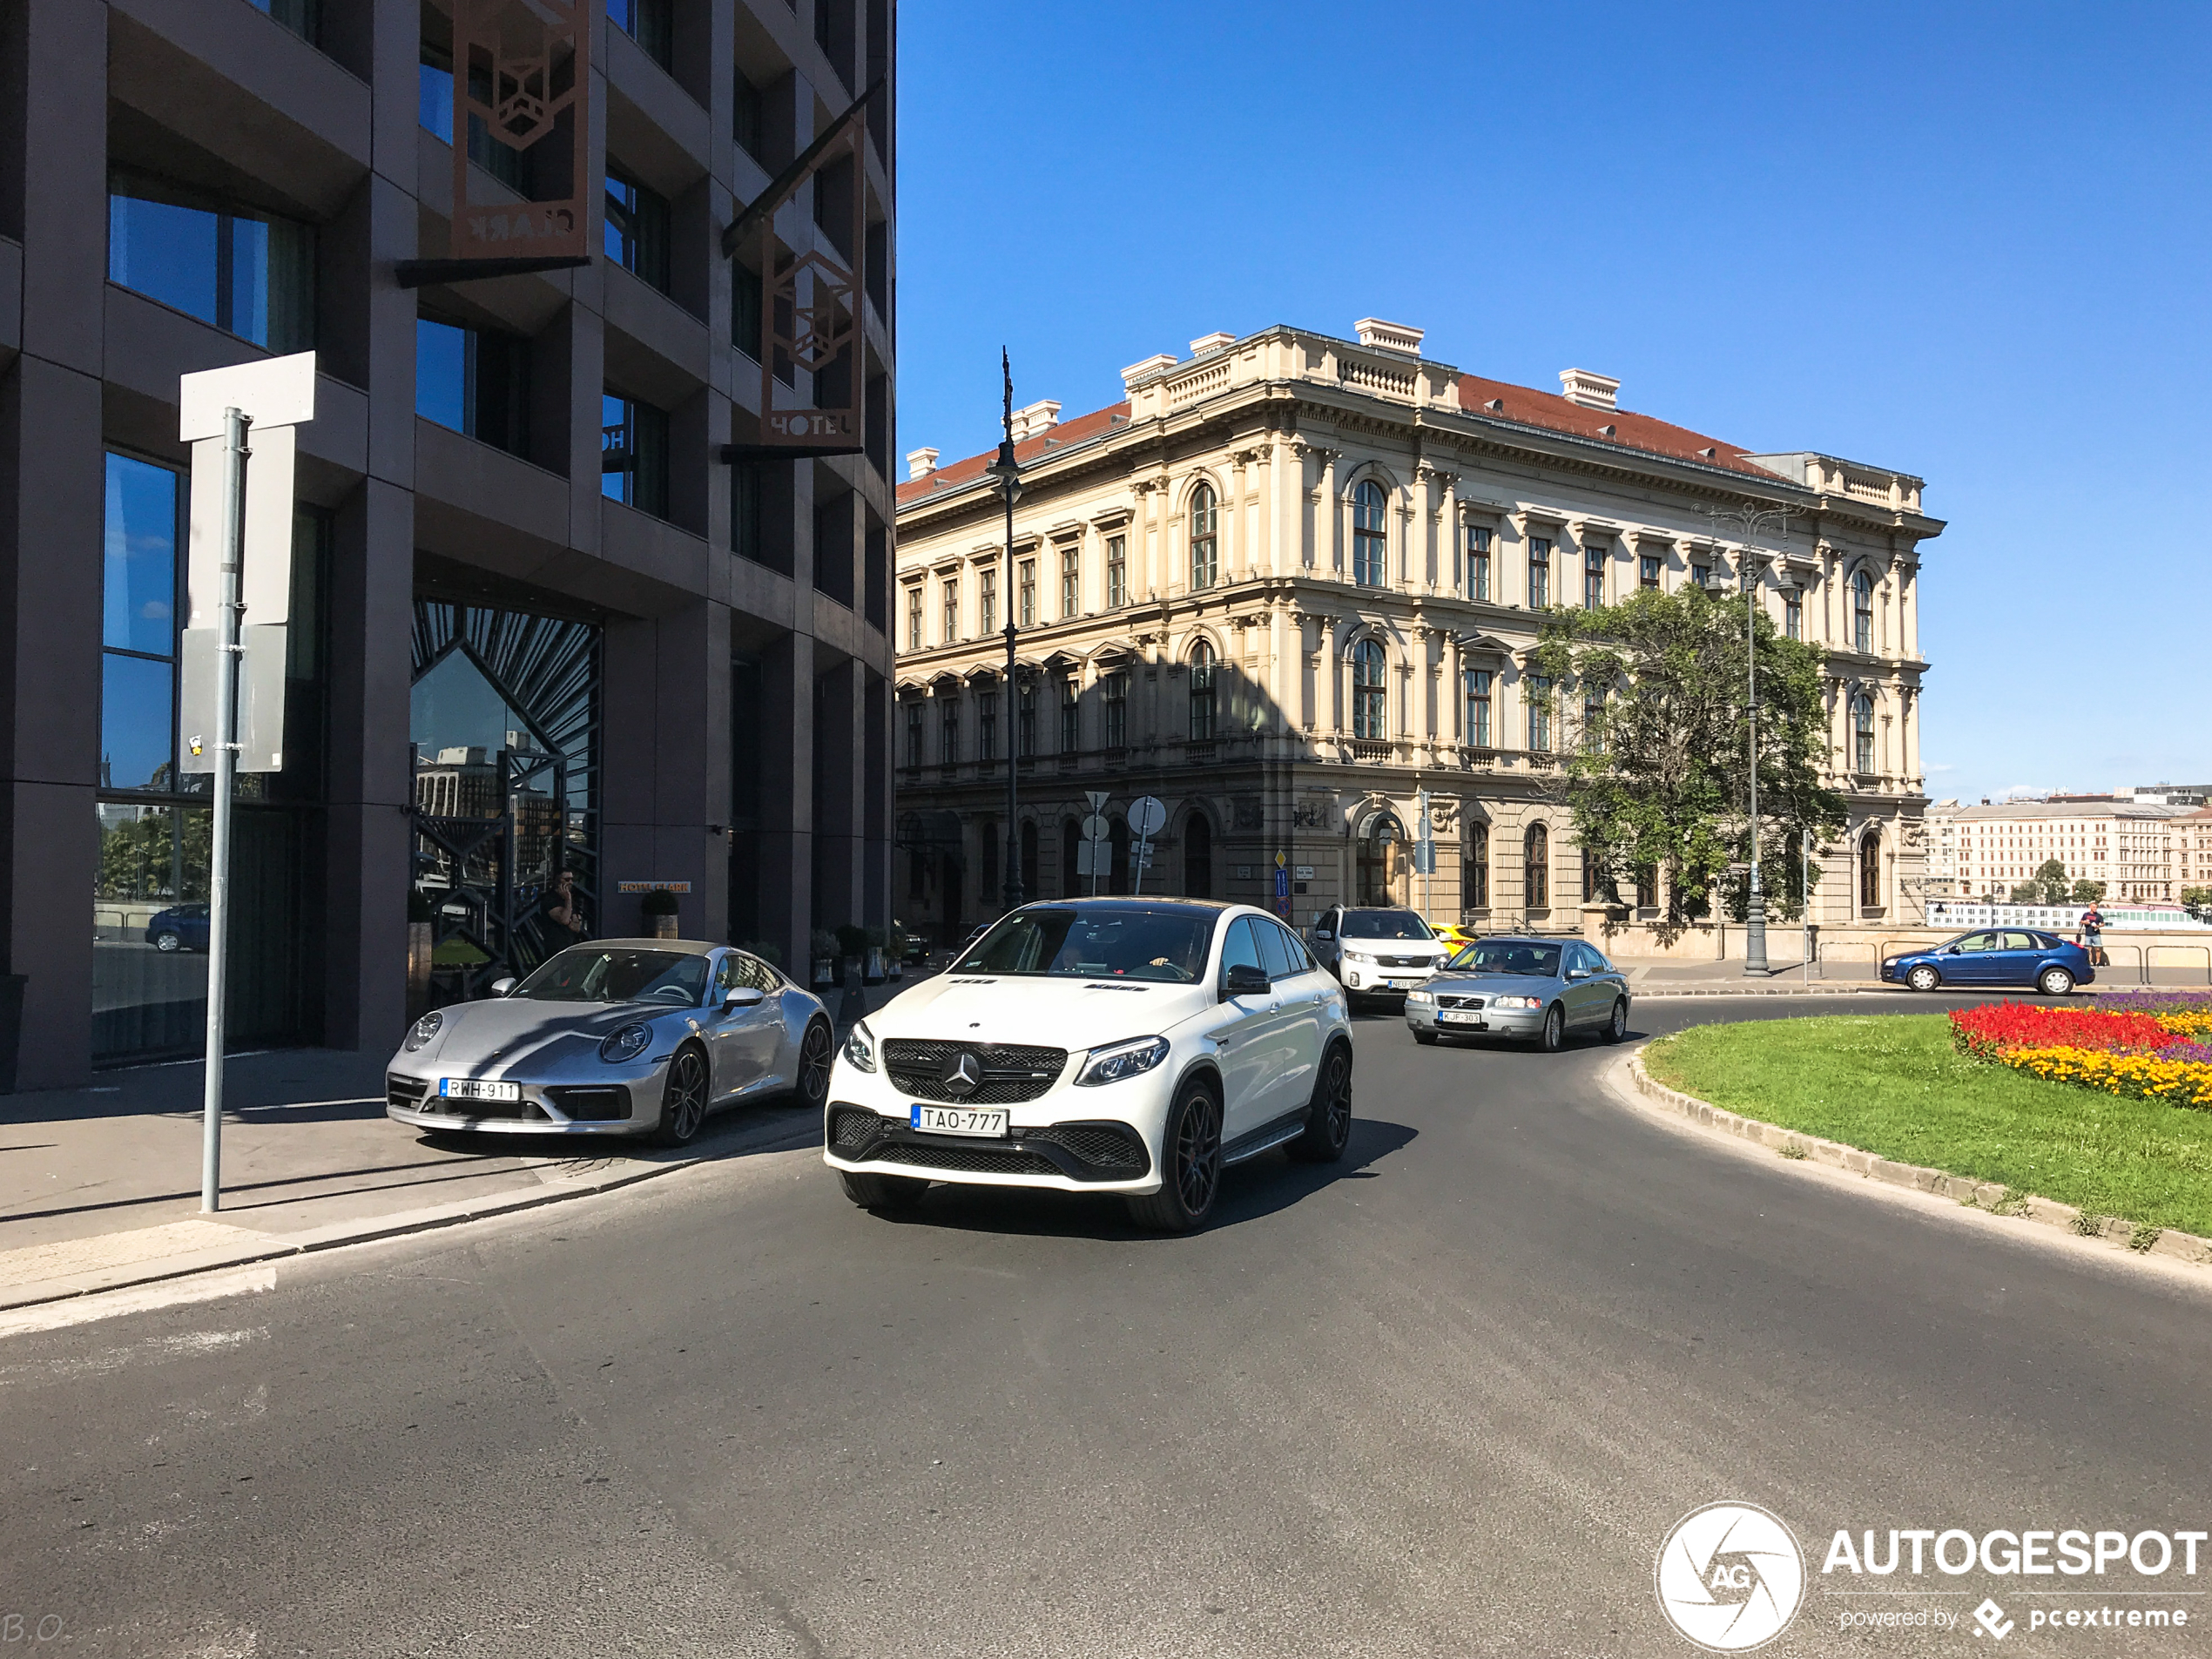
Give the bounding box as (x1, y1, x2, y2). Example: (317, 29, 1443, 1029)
(2178, 807, 2212, 893)
(1930, 797, 2184, 902)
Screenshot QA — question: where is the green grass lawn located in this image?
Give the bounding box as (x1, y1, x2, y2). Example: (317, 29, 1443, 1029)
(1642, 1015, 2212, 1238)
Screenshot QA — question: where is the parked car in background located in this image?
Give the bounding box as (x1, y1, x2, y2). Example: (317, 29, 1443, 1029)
(145, 904, 210, 953)
(1880, 930, 2093, 995)
(1406, 937, 1631, 1051)
(1310, 905, 1450, 1005)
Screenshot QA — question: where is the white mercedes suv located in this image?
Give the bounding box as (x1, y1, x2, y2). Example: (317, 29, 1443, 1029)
(824, 898, 1354, 1231)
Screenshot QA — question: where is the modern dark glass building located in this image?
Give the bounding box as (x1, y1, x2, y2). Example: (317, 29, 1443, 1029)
(0, 0, 896, 1088)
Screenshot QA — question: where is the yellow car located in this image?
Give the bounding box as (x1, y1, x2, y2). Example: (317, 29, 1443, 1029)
(1430, 923, 1483, 957)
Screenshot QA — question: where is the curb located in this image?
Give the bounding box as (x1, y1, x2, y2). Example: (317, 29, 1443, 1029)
(0, 1109, 819, 1317)
(1622, 1054, 2212, 1268)
(1633, 984, 1912, 997)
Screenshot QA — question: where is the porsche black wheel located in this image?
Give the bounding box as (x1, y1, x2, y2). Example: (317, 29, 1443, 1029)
(795, 1020, 833, 1109)
(651, 1044, 710, 1147)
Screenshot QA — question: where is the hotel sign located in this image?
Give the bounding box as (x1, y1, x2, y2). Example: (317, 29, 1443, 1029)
(450, 0, 590, 265)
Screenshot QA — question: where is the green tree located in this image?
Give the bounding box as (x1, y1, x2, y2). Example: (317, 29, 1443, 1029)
(2031, 859, 2071, 905)
(2182, 885, 2212, 921)
(2009, 880, 2040, 903)
(1532, 585, 1846, 925)
(2070, 879, 2107, 906)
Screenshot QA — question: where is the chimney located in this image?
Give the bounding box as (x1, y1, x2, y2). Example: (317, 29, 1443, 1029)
(1188, 331, 1235, 356)
(1558, 368, 1621, 411)
(1121, 353, 1177, 393)
(1353, 317, 1424, 356)
(1010, 400, 1062, 443)
(906, 446, 939, 482)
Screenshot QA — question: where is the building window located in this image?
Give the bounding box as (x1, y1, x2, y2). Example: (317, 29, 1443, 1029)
(1352, 639, 1387, 740)
(1466, 525, 1492, 601)
(1059, 678, 1079, 752)
(1188, 482, 1219, 590)
(1018, 680, 1036, 758)
(903, 702, 922, 766)
(1525, 823, 1550, 909)
(1859, 828, 1882, 909)
(734, 68, 766, 165)
(1852, 570, 1875, 653)
(1784, 592, 1803, 640)
(415, 317, 530, 458)
(1466, 831, 1489, 908)
(905, 586, 922, 651)
(1189, 641, 1217, 741)
(1061, 545, 1080, 617)
(1584, 544, 1608, 611)
(1105, 535, 1128, 608)
(1528, 537, 1552, 609)
(100, 455, 183, 793)
(1017, 558, 1036, 628)
(1583, 689, 1604, 752)
(1463, 669, 1494, 749)
(107, 172, 315, 354)
(979, 568, 997, 635)
(1640, 555, 1662, 590)
(608, 0, 673, 65)
(732, 260, 763, 361)
(941, 579, 959, 643)
(604, 164, 671, 292)
(1852, 692, 1876, 774)
(940, 698, 959, 765)
(1353, 481, 1388, 586)
(977, 688, 997, 761)
(1690, 562, 1711, 591)
(1103, 672, 1128, 748)
(1527, 676, 1554, 753)
(601, 393, 669, 517)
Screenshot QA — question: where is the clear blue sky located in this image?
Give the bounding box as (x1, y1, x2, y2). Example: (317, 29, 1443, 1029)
(895, 2, 2210, 806)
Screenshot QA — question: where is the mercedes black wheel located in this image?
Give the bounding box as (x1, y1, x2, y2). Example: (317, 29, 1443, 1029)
(1602, 999, 1629, 1043)
(1907, 965, 1941, 993)
(1537, 1003, 1566, 1053)
(650, 1044, 710, 1147)
(1288, 1042, 1353, 1163)
(1126, 1078, 1224, 1232)
(795, 1019, 833, 1109)
(840, 1169, 927, 1211)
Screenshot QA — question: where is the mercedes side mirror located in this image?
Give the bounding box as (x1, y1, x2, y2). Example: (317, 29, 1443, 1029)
(723, 986, 766, 1009)
(1223, 962, 1271, 998)
(1314, 928, 1334, 941)
(489, 977, 517, 996)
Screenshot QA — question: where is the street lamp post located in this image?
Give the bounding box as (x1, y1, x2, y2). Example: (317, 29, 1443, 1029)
(985, 349, 1025, 913)
(1704, 501, 1799, 976)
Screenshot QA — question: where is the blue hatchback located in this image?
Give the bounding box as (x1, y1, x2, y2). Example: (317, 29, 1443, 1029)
(1880, 928, 2093, 996)
(144, 903, 211, 953)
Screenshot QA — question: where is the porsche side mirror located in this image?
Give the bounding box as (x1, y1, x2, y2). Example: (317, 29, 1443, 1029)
(489, 977, 517, 996)
(1222, 962, 1271, 999)
(723, 986, 766, 1009)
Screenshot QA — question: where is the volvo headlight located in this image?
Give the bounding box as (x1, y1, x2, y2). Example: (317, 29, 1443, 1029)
(402, 1010, 443, 1052)
(1406, 990, 1434, 1005)
(599, 1022, 652, 1063)
(843, 1018, 878, 1073)
(1076, 1035, 1170, 1087)
(1490, 995, 1541, 1010)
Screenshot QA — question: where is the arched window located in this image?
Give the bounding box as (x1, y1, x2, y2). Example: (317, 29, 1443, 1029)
(1859, 827, 1882, 911)
(1852, 691, 1876, 775)
(1021, 819, 1039, 894)
(1353, 480, 1388, 586)
(1352, 638, 1387, 739)
(1466, 829, 1490, 908)
(1189, 482, 1218, 590)
(1184, 813, 1212, 899)
(1852, 570, 1875, 654)
(1062, 816, 1082, 898)
(1525, 822, 1550, 909)
(1188, 639, 1217, 741)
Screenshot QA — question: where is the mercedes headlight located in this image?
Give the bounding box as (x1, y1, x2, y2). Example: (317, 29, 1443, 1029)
(402, 1010, 443, 1052)
(1076, 1035, 1170, 1087)
(599, 1022, 652, 1063)
(843, 1018, 878, 1073)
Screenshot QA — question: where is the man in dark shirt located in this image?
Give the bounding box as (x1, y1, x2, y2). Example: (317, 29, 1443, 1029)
(540, 867, 588, 952)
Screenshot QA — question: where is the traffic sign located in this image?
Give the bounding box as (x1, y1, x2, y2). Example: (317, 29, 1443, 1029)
(1085, 790, 1109, 813)
(1082, 814, 1109, 841)
(1275, 851, 1287, 869)
(1130, 795, 1166, 837)
(1274, 867, 1290, 898)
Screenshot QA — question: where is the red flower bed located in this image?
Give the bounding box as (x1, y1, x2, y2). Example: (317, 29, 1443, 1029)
(1949, 1002, 2184, 1060)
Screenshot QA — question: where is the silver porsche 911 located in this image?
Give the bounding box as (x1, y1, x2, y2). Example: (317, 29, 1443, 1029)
(385, 940, 833, 1146)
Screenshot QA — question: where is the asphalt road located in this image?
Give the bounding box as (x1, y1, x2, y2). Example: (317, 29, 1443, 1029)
(3, 994, 2209, 1658)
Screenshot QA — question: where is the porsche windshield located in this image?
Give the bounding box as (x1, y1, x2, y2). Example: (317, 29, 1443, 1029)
(956, 906, 1217, 982)
(1447, 941, 1563, 977)
(1339, 910, 1433, 941)
(513, 948, 710, 1005)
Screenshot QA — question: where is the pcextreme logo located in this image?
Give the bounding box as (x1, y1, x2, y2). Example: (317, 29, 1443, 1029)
(1656, 1502, 1807, 1652)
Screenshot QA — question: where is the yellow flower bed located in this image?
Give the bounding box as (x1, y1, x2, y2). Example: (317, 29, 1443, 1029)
(1996, 1044, 2212, 1109)
(2155, 1008, 2212, 1042)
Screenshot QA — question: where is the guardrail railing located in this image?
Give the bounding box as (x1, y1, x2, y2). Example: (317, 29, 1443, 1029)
(2148, 944, 2212, 987)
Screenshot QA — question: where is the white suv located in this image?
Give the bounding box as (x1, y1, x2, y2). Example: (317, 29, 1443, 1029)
(825, 899, 1355, 1231)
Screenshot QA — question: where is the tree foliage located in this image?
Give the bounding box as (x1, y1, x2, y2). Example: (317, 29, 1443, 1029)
(2072, 880, 2107, 906)
(1532, 585, 1846, 923)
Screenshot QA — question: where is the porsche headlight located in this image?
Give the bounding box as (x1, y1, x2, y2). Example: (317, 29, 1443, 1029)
(842, 1018, 878, 1073)
(599, 1022, 652, 1063)
(402, 1010, 443, 1052)
(1076, 1035, 1170, 1087)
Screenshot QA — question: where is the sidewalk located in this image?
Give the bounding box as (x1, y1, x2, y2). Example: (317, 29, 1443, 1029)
(0, 978, 904, 1316)
(1619, 958, 2204, 995)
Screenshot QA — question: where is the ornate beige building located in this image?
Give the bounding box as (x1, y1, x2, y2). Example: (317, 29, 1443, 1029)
(891, 320, 1941, 941)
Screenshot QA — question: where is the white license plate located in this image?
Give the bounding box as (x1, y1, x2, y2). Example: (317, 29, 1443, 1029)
(441, 1078, 520, 1103)
(911, 1104, 1008, 1137)
(1438, 1010, 1487, 1027)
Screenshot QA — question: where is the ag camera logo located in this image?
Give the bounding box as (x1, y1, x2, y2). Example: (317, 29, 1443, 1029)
(1656, 1501, 1806, 1651)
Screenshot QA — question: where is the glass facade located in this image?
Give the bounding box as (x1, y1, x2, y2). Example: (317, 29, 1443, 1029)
(108, 173, 314, 354)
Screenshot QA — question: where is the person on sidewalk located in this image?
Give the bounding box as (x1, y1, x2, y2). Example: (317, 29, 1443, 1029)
(540, 867, 590, 951)
(2080, 901, 2107, 968)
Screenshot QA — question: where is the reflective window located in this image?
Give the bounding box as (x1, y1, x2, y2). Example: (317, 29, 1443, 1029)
(1256, 921, 1296, 981)
(1465, 525, 1492, 600)
(604, 165, 671, 291)
(1353, 481, 1387, 586)
(1352, 639, 1387, 739)
(108, 173, 314, 353)
(956, 904, 1216, 982)
(417, 318, 530, 457)
(1219, 917, 1265, 983)
(1528, 537, 1552, 608)
(607, 0, 673, 66)
(1527, 676, 1554, 753)
(1463, 669, 1493, 748)
(602, 392, 670, 516)
(1188, 641, 1217, 741)
(1852, 570, 1876, 653)
(1105, 535, 1128, 609)
(1190, 483, 1219, 590)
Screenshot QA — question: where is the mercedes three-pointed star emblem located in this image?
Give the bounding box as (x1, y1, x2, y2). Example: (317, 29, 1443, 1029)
(939, 1050, 984, 1098)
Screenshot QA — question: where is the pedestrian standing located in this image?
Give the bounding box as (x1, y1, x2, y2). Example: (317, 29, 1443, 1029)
(2080, 900, 2106, 968)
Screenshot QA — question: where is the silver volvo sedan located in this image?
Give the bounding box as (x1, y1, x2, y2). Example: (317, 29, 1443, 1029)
(386, 940, 833, 1145)
(1402, 936, 1632, 1051)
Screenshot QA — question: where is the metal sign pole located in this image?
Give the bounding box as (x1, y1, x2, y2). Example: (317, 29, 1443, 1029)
(201, 406, 249, 1213)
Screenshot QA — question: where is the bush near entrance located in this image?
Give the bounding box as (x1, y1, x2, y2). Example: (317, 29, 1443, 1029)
(1644, 1014, 2212, 1238)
